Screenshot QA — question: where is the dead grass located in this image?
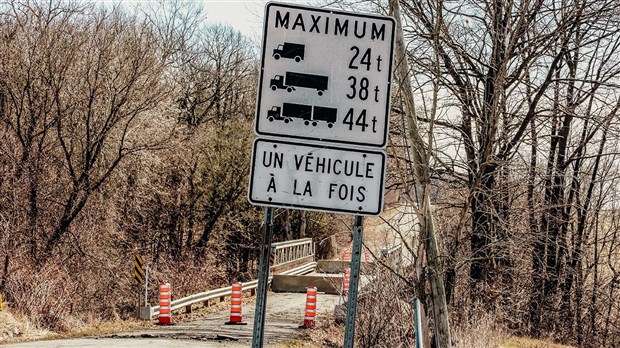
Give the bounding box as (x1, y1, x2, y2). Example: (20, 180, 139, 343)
(501, 337, 576, 348)
(452, 311, 506, 348)
(0, 286, 263, 346)
(304, 312, 344, 348)
(268, 339, 318, 348)
(0, 311, 150, 345)
(0, 310, 49, 344)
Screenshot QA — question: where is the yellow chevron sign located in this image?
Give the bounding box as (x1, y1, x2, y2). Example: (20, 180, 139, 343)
(269, 247, 277, 266)
(134, 255, 144, 284)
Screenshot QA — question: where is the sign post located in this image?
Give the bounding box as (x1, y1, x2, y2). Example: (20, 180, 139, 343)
(144, 266, 149, 306)
(251, 207, 274, 348)
(414, 298, 425, 348)
(343, 215, 364, 347)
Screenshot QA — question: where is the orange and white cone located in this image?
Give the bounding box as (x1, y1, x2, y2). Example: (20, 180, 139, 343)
(342, 268, 351, 296)
(302, 286, 317, 328)
(158, 283, 172, 324)
(225, 282, 247, 325)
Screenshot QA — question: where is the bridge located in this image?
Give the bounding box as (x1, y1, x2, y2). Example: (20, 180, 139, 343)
(141, 236, 403, 320)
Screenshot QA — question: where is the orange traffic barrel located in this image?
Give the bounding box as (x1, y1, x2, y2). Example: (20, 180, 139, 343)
(158, 283, 172, 324)
(302, 286, 317, 328)
(225, 282, 247, 325)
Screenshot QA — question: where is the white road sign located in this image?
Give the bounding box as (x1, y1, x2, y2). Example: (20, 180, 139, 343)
(248, 139, 386, 215)
(255, 2, 395, 148)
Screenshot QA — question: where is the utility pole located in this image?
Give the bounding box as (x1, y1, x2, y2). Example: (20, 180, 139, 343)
(389, 1, 452, 347)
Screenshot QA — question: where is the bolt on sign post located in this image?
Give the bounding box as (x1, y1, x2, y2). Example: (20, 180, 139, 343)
(248, 2, 394, 347)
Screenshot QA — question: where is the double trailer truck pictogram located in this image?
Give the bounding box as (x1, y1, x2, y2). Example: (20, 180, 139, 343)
(267, 103, 337, 127)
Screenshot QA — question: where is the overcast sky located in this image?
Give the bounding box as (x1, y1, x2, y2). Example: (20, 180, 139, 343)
(203, 0, 308, 39)
(202, 0, 266, 38)
(98, 0, 305, 40)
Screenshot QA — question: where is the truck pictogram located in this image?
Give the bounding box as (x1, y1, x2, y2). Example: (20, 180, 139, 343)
(273, 42, 305, 62)
(270, 72, 328, 96)
(267, 103, 337, 127)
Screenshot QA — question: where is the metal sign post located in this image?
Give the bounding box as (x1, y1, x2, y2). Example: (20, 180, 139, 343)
(343, 215, 363, 347)
(252, 207, 274, 348)
(414, 298, 424, 348)
(144, 266, 149, 306)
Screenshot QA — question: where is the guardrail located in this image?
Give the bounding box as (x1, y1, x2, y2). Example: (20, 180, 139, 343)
(144, 261, 317, 319)
(271, 238, 314, 266)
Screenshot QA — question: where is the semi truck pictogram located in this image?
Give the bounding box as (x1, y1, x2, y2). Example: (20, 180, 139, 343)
(273, 42, 305, 62)
(269, 72, 328, 95)
(267, 103, 337, 127)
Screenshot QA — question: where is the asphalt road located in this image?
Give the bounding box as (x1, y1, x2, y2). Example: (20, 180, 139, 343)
(3, 292, 341, 348)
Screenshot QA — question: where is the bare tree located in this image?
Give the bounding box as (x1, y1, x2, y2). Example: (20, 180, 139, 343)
(0, 0, 175, 256)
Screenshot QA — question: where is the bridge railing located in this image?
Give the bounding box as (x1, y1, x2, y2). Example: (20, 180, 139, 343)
(271, 238, 314, 267)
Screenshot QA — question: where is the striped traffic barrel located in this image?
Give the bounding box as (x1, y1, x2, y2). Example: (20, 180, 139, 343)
(302, 286, 317, 328)
(225, 282, 245, 324)
(158, 283, 172, 324)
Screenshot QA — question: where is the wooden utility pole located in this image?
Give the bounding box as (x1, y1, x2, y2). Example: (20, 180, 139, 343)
(389, 1, 452, 347)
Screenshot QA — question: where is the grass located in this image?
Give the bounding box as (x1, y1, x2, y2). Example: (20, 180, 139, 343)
(501, 337, 575, 348)
(269, 339, 317, 348)
(0, 288, 266, 345)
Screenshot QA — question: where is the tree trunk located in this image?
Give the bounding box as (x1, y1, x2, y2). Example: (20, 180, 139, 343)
(299, 211, 307, 238)
(280, 210, 293, 240)
(391, 1, 451, 346)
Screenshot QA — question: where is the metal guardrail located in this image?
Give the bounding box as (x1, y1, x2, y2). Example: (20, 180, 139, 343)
(272, 238, 314, 266)
(146, 261, 317, 319)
